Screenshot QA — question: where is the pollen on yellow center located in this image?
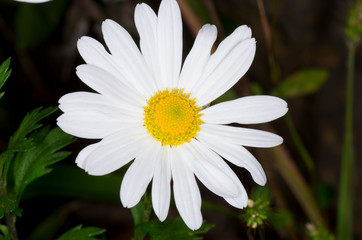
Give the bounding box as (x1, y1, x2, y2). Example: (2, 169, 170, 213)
(143, 88, 203, 147)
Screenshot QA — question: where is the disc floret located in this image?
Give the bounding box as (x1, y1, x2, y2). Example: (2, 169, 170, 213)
(144, 88, 203, 147)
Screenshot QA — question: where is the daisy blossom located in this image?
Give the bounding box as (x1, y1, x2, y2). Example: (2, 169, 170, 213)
(57, 0, 288, 230)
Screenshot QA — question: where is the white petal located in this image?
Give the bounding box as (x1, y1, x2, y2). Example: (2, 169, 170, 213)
(195, 38, 255, 106)
(200, 124, 283, 148)
(57, 111, 139, 139)
(75, 142, 101, 169)
(83, 127, 148, 176)
(152, 146, 172, 221)
(157, 0, 183, 89)
(184, 140, 240, 198)
(197, 131, 266, 185)
(178, 24, 217, 94)
(76, 64, 146, 107)
(225, 196, 248, 209)
(58, 92, 143, 117)
(192, 25, 251, 94)
(77, 37, 122, 81)
(121, 138, 160, 208)
(201, 95, 288, 124)
(102, 19, 157, 97)
(171, 146, 202, 230)
(135, 3, 162, 87)
(189, 140, 248, 207)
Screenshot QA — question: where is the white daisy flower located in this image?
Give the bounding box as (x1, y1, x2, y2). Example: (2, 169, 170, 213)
(57, 0, 288, 230)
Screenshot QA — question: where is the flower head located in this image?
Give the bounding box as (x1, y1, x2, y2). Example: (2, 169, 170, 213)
(57, 0, 288, 230)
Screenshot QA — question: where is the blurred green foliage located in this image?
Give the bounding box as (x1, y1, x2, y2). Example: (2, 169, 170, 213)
(271, 69, 328, 99)
(14, 0, 69, 51)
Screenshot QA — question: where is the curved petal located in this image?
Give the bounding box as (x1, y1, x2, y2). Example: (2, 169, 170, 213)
(152, 146, 172, 221)
(196, 38, 255, 106)
(135, 3, 162, 87)
(102, 19, 157, 97)
(58, 92, 144, 117)
(184, 140, 240, 198)
(76, 64, 146, 107)
(75, 142, 101, 169)
(121, 138, 160, 208)
(190, 140, 248, 208)
(200, 124, 283, 148)
(82, 127, 148, 176)
(59, 92, 118, 113)
(178, 24, 217, 94)
(192, 25, 254, 105)
(171, 146, 202, 230)
(57, 110, 140, 139)
(197, 131, 266, 185)
(201, 95, 288, 124)
(77, 37, 122, 82)
(156, 0, 183, 89)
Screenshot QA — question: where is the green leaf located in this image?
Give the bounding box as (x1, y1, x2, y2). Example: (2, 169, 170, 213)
(0, 194, 17, 215)
(15, 0, 70, 51)
(8, 107, 57, 150)
(13, 126, 75, 200)
(271, 69, 328, 98)
(136, 217, 213, 240)
(131, 201, 146, 226)
(57, 225, 105, 240)
(0, 57, 11, 100)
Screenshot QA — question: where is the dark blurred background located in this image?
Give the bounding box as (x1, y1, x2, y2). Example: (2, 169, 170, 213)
(0, 0, 361, 239)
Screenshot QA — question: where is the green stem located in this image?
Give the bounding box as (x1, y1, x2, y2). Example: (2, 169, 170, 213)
(337, 42, 355, 240)
(131, 193, 152, 240)
(271, 145, 324, 226)
(285, 113, 314, 173)
(4, 212, 18, 240)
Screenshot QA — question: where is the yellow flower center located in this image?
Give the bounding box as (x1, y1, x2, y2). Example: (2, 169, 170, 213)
(144, 88, 203, 147)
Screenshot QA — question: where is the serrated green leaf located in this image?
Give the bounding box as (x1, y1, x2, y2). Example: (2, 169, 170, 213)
(13, 127, 75, 200)
(9, 107, 57, 149)
(57, 225, 105, 240)
(271, 69, 328, 99)
(137, 217, 213, 240)
(15, 1, 70, 51)
(0, 57, 11, 100)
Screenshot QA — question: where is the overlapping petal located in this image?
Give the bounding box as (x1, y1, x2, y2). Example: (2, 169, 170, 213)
(178, 24, 217, 94)
(197, 131, 266, 185)
(102, 19, 157, 97)
(190, 140, 248, 208)
(184, 139, 240, 199)
(121, 138, 160, 208)
(82, 127, 148, 176)
(192, 26, 255, 106)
